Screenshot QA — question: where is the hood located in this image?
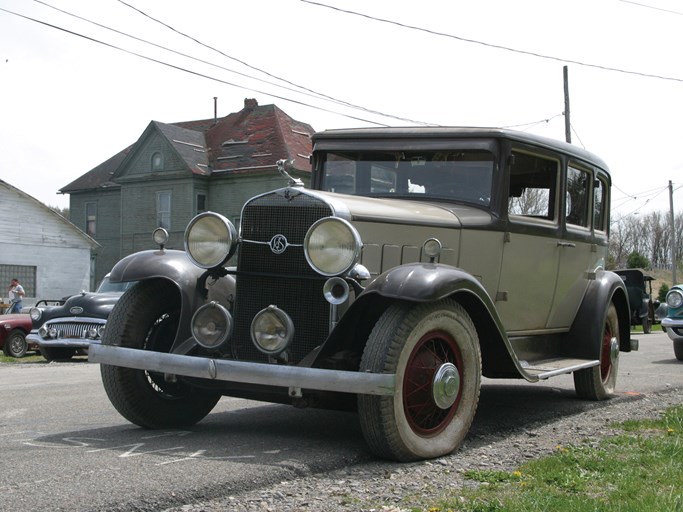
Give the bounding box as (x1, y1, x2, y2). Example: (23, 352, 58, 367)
(36, 292, 123, 326)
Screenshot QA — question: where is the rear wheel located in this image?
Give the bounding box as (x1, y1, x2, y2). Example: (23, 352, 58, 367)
(574, 303, 619, 400)
(3, 330, 28, 358)
(100, 280, 220, 428)
(358, 299, 481, 461)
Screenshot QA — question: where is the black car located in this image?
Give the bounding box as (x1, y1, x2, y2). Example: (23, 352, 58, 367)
(27, 274, 136, 361)
(613, 268, 659, 334)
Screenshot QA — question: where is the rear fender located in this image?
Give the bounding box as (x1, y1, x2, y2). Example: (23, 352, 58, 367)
(567, 270, 631, 359)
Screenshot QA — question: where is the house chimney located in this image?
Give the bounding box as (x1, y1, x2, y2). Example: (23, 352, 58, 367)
(213, 96, 218, 125)
(244, 98, 258, 109)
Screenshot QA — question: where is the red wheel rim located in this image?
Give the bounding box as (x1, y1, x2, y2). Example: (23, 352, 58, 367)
(403, 330, 463, 435)
(600, 322, 613, 382)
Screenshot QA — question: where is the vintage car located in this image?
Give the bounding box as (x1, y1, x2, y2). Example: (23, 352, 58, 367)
(613, 268, 659, 333)
(89, 127, 636, 462)
(0, 314, 38, 358)
(661, 284, 683, 360)
(27, 274, 136, 362)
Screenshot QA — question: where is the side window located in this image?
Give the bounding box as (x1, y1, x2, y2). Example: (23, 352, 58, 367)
(85, 201, 97, 237)
(156, 191, 171, 230)
(593, 177, 607, 231)
(566, 166, 590, 228)
(508, 151, 558, 220)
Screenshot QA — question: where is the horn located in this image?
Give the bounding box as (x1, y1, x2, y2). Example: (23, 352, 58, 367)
(323, 277, 350, 305)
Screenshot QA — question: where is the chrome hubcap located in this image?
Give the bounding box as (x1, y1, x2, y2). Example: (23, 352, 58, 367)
(610, 336, 619, 365)
(432, 362, 460, 409)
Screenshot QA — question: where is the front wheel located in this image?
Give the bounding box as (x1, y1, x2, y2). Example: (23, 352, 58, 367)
(4, 330, 28, 358)
(673, 339, 683, 361)
(574, 303, 619, 400)
(100, 280, 220, 428)
(358, 299, 481, 461)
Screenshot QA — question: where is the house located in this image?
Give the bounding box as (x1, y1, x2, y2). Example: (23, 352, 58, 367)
(61, 99, 315, 288)
(0, 179, 100, 303)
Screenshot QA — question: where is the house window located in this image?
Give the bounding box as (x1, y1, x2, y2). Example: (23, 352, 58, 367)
(196, 193, 207, 214)
(157, 191, 171, 230)
(0, 264, 36, 297)
(85, 202, 97, 237)
(151, 152, 163, 171)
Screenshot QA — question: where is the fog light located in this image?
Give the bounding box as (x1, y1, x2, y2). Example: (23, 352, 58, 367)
(97, 325, 105, 338)
(191, 302, 232, 349)
(48, 327, 58, 338)
(39, 326, 48, 338)
(251, 305, 294, 355)
(87, 327, 98, 339)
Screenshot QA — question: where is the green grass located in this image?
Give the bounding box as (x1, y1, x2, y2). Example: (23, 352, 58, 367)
(423, 406, 683, 512)
(0, 353, 45, 364)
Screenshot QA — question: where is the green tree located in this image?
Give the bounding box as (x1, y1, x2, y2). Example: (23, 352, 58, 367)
(658, 283, 670, 302)
(627, 251, 650, 269)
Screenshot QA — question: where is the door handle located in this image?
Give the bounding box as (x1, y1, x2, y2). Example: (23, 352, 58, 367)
(557, 241, 576, 248)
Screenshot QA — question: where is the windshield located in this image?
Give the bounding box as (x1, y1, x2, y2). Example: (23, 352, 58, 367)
(321, 149, 494, 206)
(96, 276, 137, 293)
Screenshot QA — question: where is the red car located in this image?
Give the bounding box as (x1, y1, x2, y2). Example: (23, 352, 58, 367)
(0, 314, 38, 358)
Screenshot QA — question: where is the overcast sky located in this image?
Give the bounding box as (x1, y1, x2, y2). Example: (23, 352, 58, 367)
(1, 0, 682, 220)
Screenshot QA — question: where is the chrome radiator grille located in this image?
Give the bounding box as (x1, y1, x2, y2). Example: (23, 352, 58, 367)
(45, 321, 102, 339)
(232, 191, 333, 363)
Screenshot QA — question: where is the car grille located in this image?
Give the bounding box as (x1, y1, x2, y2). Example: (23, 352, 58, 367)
(45, 321, 102, 339)
(232, 191, 333, 364)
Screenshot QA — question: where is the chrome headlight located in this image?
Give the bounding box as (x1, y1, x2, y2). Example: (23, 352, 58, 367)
(304, 217, 362, 276)
(184, 213, 237, 269)
(30, 307, 42, 322)
(251, 305, 294, 355)
(191, 302, 232, 349)
(667, 289, 683, 309)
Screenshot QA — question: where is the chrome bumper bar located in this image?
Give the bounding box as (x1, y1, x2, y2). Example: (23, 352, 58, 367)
(27, 333, 94, 349)
(89, 344, 396, 397)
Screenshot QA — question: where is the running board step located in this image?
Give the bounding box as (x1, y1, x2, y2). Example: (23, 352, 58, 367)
(518, 358, 600, 380)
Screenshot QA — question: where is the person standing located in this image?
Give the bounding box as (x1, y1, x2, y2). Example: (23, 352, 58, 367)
(7, 278, 25, 314)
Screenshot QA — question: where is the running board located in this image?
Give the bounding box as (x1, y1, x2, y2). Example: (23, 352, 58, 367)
(518, 358, 600, 380)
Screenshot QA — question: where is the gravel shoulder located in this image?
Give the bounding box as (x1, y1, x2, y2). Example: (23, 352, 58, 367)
(164, 387, 682, 512)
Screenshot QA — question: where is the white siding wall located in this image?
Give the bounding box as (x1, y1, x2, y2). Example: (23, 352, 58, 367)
(0, 183, 97, 303)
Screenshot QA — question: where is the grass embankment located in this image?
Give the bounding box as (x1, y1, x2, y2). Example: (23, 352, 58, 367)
(425, 406, 683, 512)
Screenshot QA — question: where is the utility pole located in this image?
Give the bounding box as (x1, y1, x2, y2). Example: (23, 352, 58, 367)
(563, 66, 571, 143)
(670, 180, 677, 285)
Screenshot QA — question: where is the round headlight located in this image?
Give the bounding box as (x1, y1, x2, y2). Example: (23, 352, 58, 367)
(184, 213, 237, 269)
(191, 302, 232, 349)
(667, 289, 683, 309)
(251, 305, 294, 355)
(30, 307, 42, 322)
(304, 217, 362, 276)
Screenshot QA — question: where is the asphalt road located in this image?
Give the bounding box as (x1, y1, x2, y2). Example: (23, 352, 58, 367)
(1, 329, 681, 512)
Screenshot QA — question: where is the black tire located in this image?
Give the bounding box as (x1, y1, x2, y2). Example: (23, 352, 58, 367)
(673, 340, 683, 361)
(358, 299, 481, 461)
(3, 329, 28, 358)
(40, 346, 76, 362)
(574, 303, 619, 400)
(642, 314, 651, 334)
(100, 279, 220, 428)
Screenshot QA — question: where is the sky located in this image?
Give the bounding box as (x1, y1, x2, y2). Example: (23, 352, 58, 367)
(1, 0, 682, 219)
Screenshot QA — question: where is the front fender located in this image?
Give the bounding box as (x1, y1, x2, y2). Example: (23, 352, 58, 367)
(109, 250, 236, 353)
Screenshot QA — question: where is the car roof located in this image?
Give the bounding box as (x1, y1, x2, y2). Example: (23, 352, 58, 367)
(312, 126, 610, 177)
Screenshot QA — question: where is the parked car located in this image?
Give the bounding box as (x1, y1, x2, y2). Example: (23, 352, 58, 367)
(27, 274, 136, 362)
(613, 268, 659, 333)
(661, 285, 683, 360)
(0, 314, 38, 358)
(90, 127, 637, 462)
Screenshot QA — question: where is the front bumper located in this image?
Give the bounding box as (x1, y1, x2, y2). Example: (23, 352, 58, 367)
(27, 333, 97, 350)
(89, 344, 396, 397)
(662, 317, 683, 341)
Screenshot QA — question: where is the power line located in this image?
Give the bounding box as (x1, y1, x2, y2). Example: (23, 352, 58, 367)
(29, 0, 432, 126)
(300, 0, 683, 84)
(619, 0, 683, 16)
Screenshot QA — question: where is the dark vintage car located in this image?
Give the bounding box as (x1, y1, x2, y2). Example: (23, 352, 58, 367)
(0, 314, 39, 358)
(89, 127, 637, 462)
(27, 275, 136, 362)
(613, 269, 659, 333)
(662, 284, 683, 360)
